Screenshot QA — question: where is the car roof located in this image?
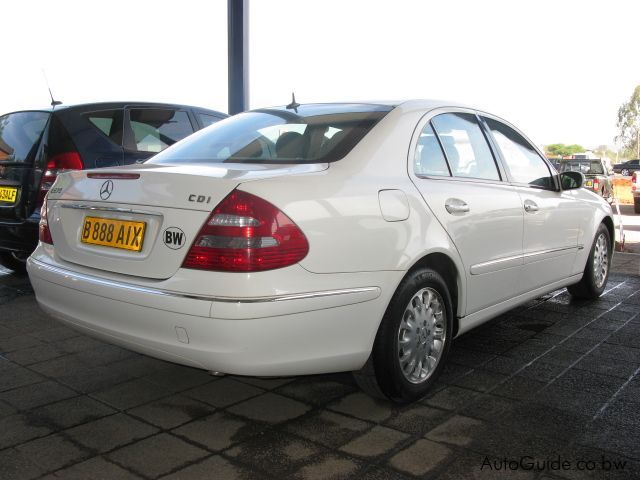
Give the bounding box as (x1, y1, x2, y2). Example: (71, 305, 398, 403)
(2, 101, 228, 116)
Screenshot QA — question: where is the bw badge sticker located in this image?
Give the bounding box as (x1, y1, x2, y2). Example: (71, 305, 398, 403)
(163, 227, 186, 249)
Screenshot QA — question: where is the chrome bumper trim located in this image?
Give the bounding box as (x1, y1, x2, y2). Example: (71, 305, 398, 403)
(59, 204, 163, 216)
(29, 258, 380, 304)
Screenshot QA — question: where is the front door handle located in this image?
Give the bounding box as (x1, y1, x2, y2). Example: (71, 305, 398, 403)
(445, 198, 470, 215)
(523, 200, 539, 213)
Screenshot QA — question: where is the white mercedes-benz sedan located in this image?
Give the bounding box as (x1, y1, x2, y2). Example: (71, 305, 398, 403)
(27, 100, 614, 402)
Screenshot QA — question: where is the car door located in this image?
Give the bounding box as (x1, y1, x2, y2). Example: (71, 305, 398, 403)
(409, 110, 524, 315)
(123, 107, 196, 164)
(481, 115, 582, 294)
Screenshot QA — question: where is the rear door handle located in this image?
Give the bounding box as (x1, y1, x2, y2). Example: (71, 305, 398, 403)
(445, 198, 470, 214)
(523, 200, 539, 213)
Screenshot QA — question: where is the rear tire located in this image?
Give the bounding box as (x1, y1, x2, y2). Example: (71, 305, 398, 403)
(567, 223, 610, 299)
(0, 252, 28, 273)
(621, 169, 630, 176)
(353, 268, 453, 403)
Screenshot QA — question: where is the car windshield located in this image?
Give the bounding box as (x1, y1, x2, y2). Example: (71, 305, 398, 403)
(0, 111, 50, 163)
(559, 160, 604, 175)
(147, 104, 393, 165)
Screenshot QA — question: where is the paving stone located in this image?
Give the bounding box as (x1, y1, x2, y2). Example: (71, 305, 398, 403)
(436, 451, 537, 480)
(450, 369, 509, 393)
(0, 413, 53, 449)
(291, 453, 362, 480)
(55, 365, 136, 393)
(357, 465, 413, 480)
(423, 385, 478, 411)
(232, 375, 295, 390)
(226, 430, 325, 477)
(0, 334, 44, 353)
(592, 343, 640, 363)
(459, 394, 520, 422)
(0, 364, 44, 392)
(491, 376, 546, 400)
(91, 377, 171, 410)
(108, 433, 208, 478)
(57, 335, 107, 354)
(534, 385, 610, 416)
(0, 380, 77, 411)
(0, 447, 46, 480)
(284, 410, 370, 448)
(33, 395, 115, 429)
(173, 411, 266, 451)
(16, 433, 90, 472)
(516, 361, 566, 382)
(66, 413, 159, 453)
(108, 355, 170, 378)
(74, 344, 138, 367)
(127, 394, 215, 429)
(184, 377, 263, 407)
(596, 399, 640, 429)
(4, 343, 67, 365)
(29, 326, 80, 343)
(52, 456, 143, 479)
(278, 378, 355, 405)
(329, 392, 395, 422)
(228, 392, 311, 424)
(540, 348, 585, 367)
(425, 415, 486, 447)
(389, 439, 453, 476)
(160, 455, 264, 480)
(554, 368, 624, 397)
(0, 398, 17, 417)
(142, 364, 213, 392)
(578, 421, 640, 461)
(383, 404, 449, 435)
(340, 425, 409, 457)
(482, 355, 529, 375)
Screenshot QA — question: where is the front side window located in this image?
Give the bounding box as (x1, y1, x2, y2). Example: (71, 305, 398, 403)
(128, 109, 194, 153)
(484, 117, 552, 188)
(148, 104, 392, 165)
(431, 113, 500, 181)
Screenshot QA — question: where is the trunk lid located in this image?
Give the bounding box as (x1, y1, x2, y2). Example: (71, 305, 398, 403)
(0, 111, 50, 221)
(46, 162, 326, 279)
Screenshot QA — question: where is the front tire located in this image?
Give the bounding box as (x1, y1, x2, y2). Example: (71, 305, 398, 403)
(567, 223, 610, 299)
(354, 268, 453, 403)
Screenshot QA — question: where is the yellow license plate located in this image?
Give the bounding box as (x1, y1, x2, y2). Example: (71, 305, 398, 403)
(81, 217, 146, 252)
(0, 186, 18, 203)
(585, 180, 593, 187)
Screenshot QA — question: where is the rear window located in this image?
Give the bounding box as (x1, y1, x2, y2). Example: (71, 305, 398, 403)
(560, 161, 604, 175)
(148, 104, 393, 165)
(0, 111, 49, 163)
(128, 108, 194, 153)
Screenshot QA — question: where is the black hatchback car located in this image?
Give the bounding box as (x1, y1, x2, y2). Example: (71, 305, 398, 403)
(0, 102, 227, 271)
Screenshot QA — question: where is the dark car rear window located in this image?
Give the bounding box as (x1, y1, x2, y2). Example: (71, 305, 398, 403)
(0, 111, 49, 163)
(148, 104, 393, 165)
(560, 160, 604, 175)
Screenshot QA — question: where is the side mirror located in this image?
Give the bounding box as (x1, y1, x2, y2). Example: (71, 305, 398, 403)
(559, 171, 584, 190)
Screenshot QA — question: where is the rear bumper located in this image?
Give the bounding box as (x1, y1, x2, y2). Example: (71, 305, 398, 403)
(0, 213, 39, 254)
(27, 257, 398, 376)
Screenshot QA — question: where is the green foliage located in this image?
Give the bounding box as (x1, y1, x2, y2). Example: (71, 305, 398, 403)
(616, 85, 640, 158)
(545, 143, 585, 157)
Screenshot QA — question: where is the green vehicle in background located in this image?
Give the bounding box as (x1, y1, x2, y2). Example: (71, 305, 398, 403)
(559, 158, 614, 203)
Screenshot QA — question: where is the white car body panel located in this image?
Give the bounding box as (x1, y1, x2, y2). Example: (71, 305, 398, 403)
(27, 99, 614, 377)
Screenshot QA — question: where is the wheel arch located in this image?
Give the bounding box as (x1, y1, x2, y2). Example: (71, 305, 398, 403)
(406, 252, 463, 337)
(601, 215, 614, 247)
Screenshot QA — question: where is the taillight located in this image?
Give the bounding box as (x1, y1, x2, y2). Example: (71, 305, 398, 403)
(38, 195, 53, 245)
(37, 152, 84, 205)
(183, 190, 309, 272)
(593, 178, 600, 190)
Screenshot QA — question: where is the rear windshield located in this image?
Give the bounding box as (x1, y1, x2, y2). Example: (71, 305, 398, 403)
(148, 104, 393, 164)
(0, 111, 49, 163)
(559, 160, 604, 175)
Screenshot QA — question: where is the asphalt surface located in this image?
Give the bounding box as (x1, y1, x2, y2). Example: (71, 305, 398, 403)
(0, 257, 639, 480)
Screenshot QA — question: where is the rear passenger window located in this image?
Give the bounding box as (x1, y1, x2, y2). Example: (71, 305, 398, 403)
(414, 124, 450, 176)
(198, 113, 222, 128)
(83, 110, 123, 146)
(128, 109, 194, 153)
(431, 113, 500, 181)
(484, 117, 552, 189)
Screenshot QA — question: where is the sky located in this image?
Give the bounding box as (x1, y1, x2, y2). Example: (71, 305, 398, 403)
(2, 0, 639, 150)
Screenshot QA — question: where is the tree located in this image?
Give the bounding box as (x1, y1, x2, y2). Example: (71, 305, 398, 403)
(616, 85, 640, 158)
(545, 143, 585, 157)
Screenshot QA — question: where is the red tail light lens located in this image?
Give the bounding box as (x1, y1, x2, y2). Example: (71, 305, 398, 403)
(593, 178, 600, 190)
(37, 152, 84, 206)
(183, 190, 309, 272)
(38, 195, 53, 245)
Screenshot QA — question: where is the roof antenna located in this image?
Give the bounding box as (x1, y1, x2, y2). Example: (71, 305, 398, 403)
(286, 92, 300, 112)
(42, 69, 62, 108)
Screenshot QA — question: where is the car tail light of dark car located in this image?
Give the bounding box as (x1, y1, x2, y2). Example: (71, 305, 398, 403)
(37, 152, 84, 206)
(182, 190, 309, 272)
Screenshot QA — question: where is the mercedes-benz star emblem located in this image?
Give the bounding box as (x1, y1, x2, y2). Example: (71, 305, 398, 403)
(100, 180, 114, 200)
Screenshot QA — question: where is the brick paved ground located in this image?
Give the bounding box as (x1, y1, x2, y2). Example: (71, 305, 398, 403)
(0, 257, 639, 479)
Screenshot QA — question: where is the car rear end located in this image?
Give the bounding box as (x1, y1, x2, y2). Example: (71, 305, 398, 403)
(27, 104, 402, 376)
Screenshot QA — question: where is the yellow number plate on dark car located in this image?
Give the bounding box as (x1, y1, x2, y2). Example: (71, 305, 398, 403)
(0, 186, 18, 203)
(81, 217, 146, 251)
(585, 180, 593, 187)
